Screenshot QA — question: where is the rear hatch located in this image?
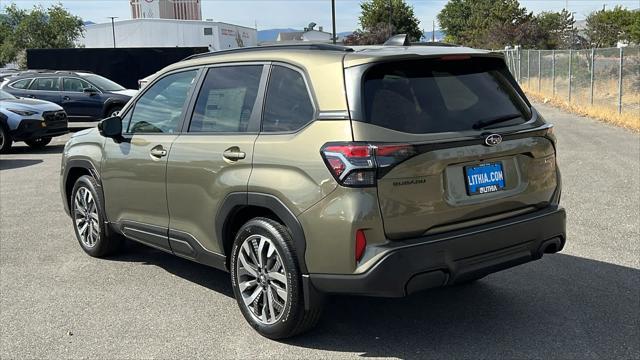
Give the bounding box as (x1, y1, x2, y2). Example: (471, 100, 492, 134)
(345, 54, 558, 240)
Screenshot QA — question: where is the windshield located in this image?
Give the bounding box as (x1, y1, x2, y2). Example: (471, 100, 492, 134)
(83, 74, 125, 92)
(362, 57, 531, 134)
(0, 90, 16, 100)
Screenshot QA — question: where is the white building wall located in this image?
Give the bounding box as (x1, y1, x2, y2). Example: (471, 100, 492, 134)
(81, 19, 257, 49)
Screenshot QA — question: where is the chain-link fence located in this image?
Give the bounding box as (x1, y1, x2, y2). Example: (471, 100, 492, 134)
(504, 47, 640, 120)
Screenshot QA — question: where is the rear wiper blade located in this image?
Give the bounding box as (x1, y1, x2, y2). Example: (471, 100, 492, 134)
(472, 113, 522, 130)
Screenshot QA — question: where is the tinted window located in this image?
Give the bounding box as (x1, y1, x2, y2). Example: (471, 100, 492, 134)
(128, 70, 197, 134)
(63, 78, 94, 92)
(29, 77, 60, 91)
(262, 66, 314, 132)
(189, 66, 262, 133)
(10, 78, 32, 89)
(363, 57, 531, 134)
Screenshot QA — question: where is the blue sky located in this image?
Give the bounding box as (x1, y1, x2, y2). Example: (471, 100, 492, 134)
(3, 0, 639, 32)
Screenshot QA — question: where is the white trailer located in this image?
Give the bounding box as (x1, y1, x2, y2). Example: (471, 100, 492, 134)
(81, 18, 257, 50)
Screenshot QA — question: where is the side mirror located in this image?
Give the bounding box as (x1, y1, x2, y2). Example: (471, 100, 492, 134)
(83, 87, 98, 95)
(98, 116, 123, 140)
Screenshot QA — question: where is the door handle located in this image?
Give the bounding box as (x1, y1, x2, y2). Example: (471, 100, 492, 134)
(149, 146, 167, 158)
(223, 147, 246, 161)
(63, 96, 71, 101)
(26, 95, 35, 98)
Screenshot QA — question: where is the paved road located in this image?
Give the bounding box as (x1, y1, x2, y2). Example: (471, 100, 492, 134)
(1, 103, 638, 359)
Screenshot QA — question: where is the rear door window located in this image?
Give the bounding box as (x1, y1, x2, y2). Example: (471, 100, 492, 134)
(29, 77, 60, 91)
(362, 57, 531, 134)
(189, 65, 263, 133)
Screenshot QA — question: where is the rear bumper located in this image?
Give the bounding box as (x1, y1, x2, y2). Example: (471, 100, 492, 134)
(309, 206, 566, 297)
(10, 119, 68, 141)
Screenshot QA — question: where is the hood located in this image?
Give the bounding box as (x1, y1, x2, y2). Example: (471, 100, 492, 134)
(109, 89, 138, 97)
(0, 98, 63, 112)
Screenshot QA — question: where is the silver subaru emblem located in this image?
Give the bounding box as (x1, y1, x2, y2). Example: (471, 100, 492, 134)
(484, 134, 502, 146)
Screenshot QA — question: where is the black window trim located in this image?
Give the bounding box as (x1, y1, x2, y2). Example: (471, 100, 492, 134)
(259, 61, 319, 135)
(119, 66, 203, 136)
(180, 61, 271, 135)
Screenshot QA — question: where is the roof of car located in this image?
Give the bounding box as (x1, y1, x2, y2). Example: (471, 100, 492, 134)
(172, 43, 500, 71)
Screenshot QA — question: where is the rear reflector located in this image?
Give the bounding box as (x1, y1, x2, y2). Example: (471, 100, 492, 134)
(355, 229, 367, 262)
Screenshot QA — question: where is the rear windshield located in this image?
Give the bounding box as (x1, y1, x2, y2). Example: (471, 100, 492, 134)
(362, 57, 531, 134)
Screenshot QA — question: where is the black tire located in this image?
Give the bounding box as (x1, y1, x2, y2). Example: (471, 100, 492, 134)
(24, 137, 52, 149)
(70, 175, 122, 257)
(105, 105, 122, 118)
(0, 122, 12, 154)
(230, 217, 322, 339)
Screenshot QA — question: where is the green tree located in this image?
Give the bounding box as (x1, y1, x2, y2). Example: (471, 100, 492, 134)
(534, 10, 577, 49)
(0, 4, 84, 67)
(438, 0, 531, 48)
(354, 0, 422, 44)
(585, 6, 640, 47)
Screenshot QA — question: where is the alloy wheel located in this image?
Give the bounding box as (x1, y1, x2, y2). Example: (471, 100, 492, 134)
(73, 187, 100, 248)
(236, 234, 289, 325)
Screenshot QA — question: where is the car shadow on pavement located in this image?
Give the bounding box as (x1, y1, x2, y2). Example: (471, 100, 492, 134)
(110, 240, 234, 298)
(286, 254, 639, 359)
(0, 159, 43, 170)
(5, 144, 65, 155)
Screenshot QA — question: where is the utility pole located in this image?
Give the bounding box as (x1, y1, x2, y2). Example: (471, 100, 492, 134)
(331, 0, 336, 44)
(108, 17, 118, 48)
(432, 20, 435, 42)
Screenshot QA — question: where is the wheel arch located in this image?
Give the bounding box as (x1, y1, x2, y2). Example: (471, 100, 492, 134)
(102, 98, 127, 118)
(216, 192, 308, 273)
(63, 159, 103, 217)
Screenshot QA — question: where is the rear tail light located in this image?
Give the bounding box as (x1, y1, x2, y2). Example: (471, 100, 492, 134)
(321, 142, 417, 187)
(355, 229, 367, 262)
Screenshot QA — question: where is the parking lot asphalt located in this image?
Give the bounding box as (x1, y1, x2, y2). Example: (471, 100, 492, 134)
(1, 103, 638, 359)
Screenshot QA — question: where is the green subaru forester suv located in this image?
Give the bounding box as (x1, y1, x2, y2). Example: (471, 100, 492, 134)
(60, 41, 566, 339)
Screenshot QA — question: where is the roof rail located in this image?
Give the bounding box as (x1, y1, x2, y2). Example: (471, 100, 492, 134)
(183, 43, 354, 61)
(410, 41, 460, 47)
(54, 70, 94, 74)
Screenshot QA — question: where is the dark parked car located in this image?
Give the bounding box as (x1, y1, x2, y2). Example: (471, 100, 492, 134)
(1, 71, 137, 121)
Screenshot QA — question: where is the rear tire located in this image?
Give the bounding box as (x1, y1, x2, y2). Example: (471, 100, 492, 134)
(25, 137, 51, 149)
(71, 175, 122, 257)
(0, 122, 12, 153)
(230, 217, 322, 339)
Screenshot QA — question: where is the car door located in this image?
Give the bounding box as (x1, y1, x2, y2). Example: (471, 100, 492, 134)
(60, 77, 104, 120)
(166, 64, 267, 258)
(101, 68, 200, 252)
(26, 77, 62, 104)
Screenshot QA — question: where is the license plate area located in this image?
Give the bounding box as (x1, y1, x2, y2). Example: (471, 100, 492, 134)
(465, 162, 505, 195)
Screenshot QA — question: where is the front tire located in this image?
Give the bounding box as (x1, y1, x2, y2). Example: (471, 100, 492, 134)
(25, 137, 52, 149)
(70, 175, 122, 257)
(230, 217, 322, 339)
(0, 122, 12, 153)
(106, 105, 122, 118)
